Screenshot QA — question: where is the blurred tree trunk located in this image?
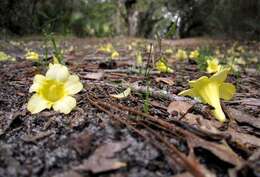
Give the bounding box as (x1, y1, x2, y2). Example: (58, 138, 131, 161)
(117, 0, 138, 36)
(124, 0, 139, 36)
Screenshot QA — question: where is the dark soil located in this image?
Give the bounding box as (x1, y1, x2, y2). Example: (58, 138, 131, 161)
(0, 37, 259, 177)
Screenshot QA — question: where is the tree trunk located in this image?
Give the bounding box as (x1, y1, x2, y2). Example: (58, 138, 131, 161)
(124, 0, 139, 36)
(127, 10, 139, 36)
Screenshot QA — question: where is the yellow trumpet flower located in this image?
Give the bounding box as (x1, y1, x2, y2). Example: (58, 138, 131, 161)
(111, 50, 119, 59)
(234, 57, 246, 65)
(27, 63, 83, 114)
(52, 55, 60, 64)
(179, 68, 235, 122)
(207, 58, 221, 73)
(155, 58, 173, 73)
(189, 50, 200, 59)
(25, 51, 39, 61)
(136, 51, 143, 66)
(98, 43, 114, 53)
(165, 48, 173, 54)
(0, 51, 16, 61)
(176, 49, 187, 60)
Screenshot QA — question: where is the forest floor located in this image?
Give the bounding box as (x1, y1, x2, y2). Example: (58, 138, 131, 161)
(0, 36, 259, 177)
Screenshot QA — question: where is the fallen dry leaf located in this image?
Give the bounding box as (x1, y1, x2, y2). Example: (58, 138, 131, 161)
(74, 142, 129, 173)
(110, 87, 131, 99)
(182, 113, 199, 125)
(70, 132, 93, 155)
(84, 72, 104, 80)
(227, 128, 260, 147)
(184, 113, 221, 135)
(188, 136, 244, 166)
(226, 108, 260, 129)
(155, 77, 174, 86)
(167, 101, 193, 114)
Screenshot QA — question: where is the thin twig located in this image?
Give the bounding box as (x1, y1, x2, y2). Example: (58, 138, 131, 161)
(87, 95, 213, 177)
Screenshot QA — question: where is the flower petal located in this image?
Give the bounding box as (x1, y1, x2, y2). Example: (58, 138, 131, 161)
(111, 50, 119, 59)
(207, 59, 221, 73)
(29, 74, 46, 93)
(212, 107, 226, 123)
(53, 96, 76, 114)
(178, 89, 197, 97)
(64, 75, 83, 95)
(189, 76, 209, 88)
(219, 83, 236, 100)
(27, 94, 50, 114)
(46, 64, 69, 81)
(210, 68, 229, 83)
(110, 87, 131, 99)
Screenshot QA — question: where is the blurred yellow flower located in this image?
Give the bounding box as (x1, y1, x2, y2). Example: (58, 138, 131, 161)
(0, 51, 16, 61)
(227, 60, 240, 73)
(207, 58, 221, 73)
(237, 46, 245, 53)
(53, 56, 60, 64)
(98, 43, 119, 59)
(215, 49, 221, 56)
(155, 58, 173, 73)
(27, 63, 83, 114)
(136, 51, 143, 66)
(179, 68, 235, 122)
(189, 50, 200, 59)
(234, 57, 246, 65)
(25, 51, 39, 61)
(111, 50, 119, 59)
(215, 49, 224, 58)
(98, 43, 113, 53)
(176, 49, 187, 60)
(165, 48, 173, 54)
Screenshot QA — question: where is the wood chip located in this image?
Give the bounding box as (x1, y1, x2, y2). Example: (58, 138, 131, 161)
(167, 101, 193, 114)
(155, 77, 174, 86)
(184, 113, 222, 134)
(226, 108, 260, 129)
(188, 136, 244, 166)
(84, 72, 104, 80)
(74, 142, 129, 173)
(70, 132, 93, 155)
(227, 128, 260, 147)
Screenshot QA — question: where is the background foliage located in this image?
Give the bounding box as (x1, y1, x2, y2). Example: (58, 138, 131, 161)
(0, 0, 259, 39)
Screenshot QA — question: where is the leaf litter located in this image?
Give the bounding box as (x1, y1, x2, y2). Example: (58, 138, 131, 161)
(0, 37, 260, 177)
